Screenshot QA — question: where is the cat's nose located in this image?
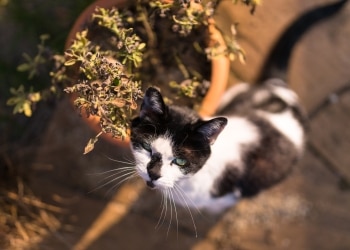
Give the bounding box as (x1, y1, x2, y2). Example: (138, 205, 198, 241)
(148, 168, 161, 181)
(146, 180, 155, 189)
(147, 152, 162, 181)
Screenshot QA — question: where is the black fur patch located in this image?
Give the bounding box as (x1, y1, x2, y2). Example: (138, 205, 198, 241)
(239, 117, 299, 197)
(211, 166, 242, 197)
(211, 117, 300, 198)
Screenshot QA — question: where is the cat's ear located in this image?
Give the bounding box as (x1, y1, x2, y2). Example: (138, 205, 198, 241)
(196, 117, 227, 144)
(140, 87, 167, 120)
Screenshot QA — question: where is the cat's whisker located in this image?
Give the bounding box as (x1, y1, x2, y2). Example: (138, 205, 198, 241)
(103, 155, 135, 165)
(86, 166, 136, 176)
(164, 190, 169, 232)
(122, 155, 137, 165)
(88, 171, 136, 194)
(168, 188, 179, 239)
(155, 191, 167, 230)
(94, 169, 136, 185)
(174, 183, 201, 214)
(105, 172, 138, 197)
(174, 184, 198, 238)
(158, 189, 169, 233)
(165, 189, 173, 238)
(103, 167, 135, 174)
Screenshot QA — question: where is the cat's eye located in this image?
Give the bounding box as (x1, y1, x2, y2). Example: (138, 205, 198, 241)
(142, 142, 152, 152)
(172, 158, 187, 167)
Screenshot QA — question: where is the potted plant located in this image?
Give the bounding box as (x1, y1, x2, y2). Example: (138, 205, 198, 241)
(9, 0, 258, 153)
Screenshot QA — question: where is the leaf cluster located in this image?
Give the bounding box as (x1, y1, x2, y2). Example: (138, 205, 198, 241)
(8, 0, 260, 152)
(7, 34, 55, 117)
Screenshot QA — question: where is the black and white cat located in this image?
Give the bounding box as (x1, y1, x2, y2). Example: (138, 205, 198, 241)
(130, 0, 347, 214)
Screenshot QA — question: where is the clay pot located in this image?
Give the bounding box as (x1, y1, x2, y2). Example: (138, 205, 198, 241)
(65, 0, 230, 146)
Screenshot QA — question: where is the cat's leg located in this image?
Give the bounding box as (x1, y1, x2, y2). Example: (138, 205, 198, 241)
(210, 165, 242, 198)
(205, 192, 240, 214)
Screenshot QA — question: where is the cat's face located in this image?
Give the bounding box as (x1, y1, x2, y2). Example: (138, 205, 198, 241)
(130, 87, 227, 190)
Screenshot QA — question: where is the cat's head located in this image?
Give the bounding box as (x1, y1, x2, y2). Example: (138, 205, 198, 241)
(130, 87, 227, 190)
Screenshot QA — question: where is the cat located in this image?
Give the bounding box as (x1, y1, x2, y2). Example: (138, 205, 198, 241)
(129, 0, 347, 214)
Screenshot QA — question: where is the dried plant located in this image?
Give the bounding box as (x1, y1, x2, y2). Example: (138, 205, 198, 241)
(8, 0, 258, 152)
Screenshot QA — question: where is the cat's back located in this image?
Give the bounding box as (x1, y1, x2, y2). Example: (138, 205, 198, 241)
(216, 79, 306, 151)
(218, 79, 299, 115)
(207, 80, 306, 198)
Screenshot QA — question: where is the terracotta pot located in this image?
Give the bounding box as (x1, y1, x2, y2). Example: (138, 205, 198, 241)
(65, 0, 129, 49)
(65, 0, 230, 146)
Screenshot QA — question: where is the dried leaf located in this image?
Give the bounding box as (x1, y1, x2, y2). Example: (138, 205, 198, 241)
(23, 102, 32, 117)
(130, 100, 138, 110)
(111, 98, 126, 107)
(28, 92, 41, 102)
(83, 132, 102, 154)
(17, 63, 31, 72)
(84, 138, 96, 155)
(238, 51, 246, 64)
(137, 43, 146, 50)
(64, 59, 76, 66)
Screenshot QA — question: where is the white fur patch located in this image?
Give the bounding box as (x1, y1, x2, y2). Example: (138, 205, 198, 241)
(152, 136, 173, 157)
(257, 110, 305, 151)
(131, 148, 151, 181)
(253, 89, 271, 104)
(271, 85, 299, 106)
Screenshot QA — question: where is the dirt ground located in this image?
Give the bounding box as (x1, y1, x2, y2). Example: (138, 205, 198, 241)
(8, 0, 350, 249)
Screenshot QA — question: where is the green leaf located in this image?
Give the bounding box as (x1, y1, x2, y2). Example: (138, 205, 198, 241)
(6, 97, 20, 106)
(28, 69, 37, 79)
(17, 63, 31, 72)
(40, 34, 50, 41)
(22, 53, 32, 62)
(13, 103, 23, 114)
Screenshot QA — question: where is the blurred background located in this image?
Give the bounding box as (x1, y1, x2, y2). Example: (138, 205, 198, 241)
(1, 0, 350, 249)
